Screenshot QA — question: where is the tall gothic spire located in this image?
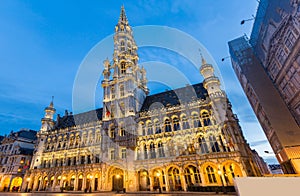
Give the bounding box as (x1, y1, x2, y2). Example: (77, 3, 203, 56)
(118, 5, 128, 25)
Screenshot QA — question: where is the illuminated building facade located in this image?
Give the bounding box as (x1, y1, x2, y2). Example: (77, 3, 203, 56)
(23, 7, 262, 192)
(0, 129, 36, 192)
(228, 0, 300, 174)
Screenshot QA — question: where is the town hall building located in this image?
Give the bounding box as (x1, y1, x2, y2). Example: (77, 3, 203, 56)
(22, 7, 262, 192)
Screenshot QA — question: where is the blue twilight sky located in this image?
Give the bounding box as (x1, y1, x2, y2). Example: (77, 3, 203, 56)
(0, 0, 277, 163)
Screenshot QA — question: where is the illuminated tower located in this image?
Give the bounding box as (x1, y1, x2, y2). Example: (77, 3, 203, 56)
(200, 56, 227, 124)
(31, 99, 56, 169)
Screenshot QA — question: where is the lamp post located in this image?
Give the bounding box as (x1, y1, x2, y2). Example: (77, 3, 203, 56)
(218, 169, 226, 194)
(156, 172, 162, 193)
(240, 15, 255, 25)
(89, 175, 93, 193)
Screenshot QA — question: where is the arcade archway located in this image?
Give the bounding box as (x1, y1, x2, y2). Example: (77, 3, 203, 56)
(10, 177, 22, 191)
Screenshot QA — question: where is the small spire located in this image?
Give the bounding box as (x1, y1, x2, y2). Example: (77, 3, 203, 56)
(199, 49, 207, 65)
(118, 5, 128, 24)
(50, 96, 54, 107)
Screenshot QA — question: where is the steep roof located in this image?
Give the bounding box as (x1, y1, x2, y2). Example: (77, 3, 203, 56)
(17, 130, 37, 140)
(19, 147, 34, 155)
(54, 108, 103, 129)
(140, 83, 208, 111)
(53, 83, 207, 129)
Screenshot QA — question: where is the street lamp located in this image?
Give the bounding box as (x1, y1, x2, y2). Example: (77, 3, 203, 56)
(221, 56, 231, 62)
(89, 175, 93, 193)
(240, 15, 255, 25)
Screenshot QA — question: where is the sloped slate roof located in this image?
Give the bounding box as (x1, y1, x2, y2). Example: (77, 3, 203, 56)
(19, 147, 34, 155)
(140, 83, 208, 111)
(18, 130, 37, 140)
(54, 108, 103, 129)
(54, 83, 207, 129)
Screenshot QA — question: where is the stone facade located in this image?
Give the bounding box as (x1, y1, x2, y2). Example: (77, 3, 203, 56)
(23, 6, 261, 192)
(0, 129, 37, 192)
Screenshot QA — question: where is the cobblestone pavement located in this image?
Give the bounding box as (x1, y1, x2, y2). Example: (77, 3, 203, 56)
(0, 191, 236, 196)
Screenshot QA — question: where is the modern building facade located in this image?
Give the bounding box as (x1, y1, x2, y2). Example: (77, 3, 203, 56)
(0, 129, 37, 192)
(228, 0, 300, 173)
(23, 7, 262, 192)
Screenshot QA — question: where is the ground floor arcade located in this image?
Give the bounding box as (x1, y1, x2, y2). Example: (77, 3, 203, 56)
(22, 159, 246, 192)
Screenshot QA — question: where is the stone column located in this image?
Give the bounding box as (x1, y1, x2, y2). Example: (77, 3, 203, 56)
(180, 168, 187, 191)
(149, 174, 153, 191)
(164, 168, 170, 191)
(74, 176, 78, 191)
(82, 176, 87, 191)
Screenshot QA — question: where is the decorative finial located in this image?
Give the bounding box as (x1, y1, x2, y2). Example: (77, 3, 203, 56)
(199, 49, 206, 65)
(50, 96, 54, 107)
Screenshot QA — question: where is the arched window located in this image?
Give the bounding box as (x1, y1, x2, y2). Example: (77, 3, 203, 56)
(111, 86, 115, 99)
(141, 123, 146, 136)
(192, 113, 201, 128)
(201, 111, 212, 126)
(95, 131, 101, 143)
(198, 137, 209, 154)
(172, 117, 180, 131)
(111, 104, 115, 118)
(206, 166, 217, 183)
(120, 85, 125, 97)
(144, 144, 148, 159)
(128, 42, 132, 54)
(109, 125, 115, 138)
(136, 147, 140, 160)
(184, 166, 201, 186)
(110, 149, 115, 160)
(82, 133, 87, 145)
(120, 41, 125, 51)
(209, 135, 220, 152)
(164, 119, 172, 132)
(119, 124, 126, 136)
(158, 141, 164, 157)
(150, 143, 156, 159)
(154, 120, 161, 134)
(120, 62, 126, 74)
(147, 122, 153, 135)
(181, 114, 190, 129)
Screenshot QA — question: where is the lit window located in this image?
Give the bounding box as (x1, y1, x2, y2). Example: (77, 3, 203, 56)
(121, 148, 126, 159)
(192, 113, 201, 128)
(158, 142, 164, 157)
(201, 111, 212, 126)
(206, 166, 217, 183)
(121, 63, 126, 74)
(164, 119, 172, 132)
(147, 122, 153, 135)
(181, 114, 190, 129)
(209, 135, 220, 152)
(120, 85, 125, 97)
(150, 143, 156, 159)
(172, 117, 180, 131)
(154, 120, 161, 134)
(110, 126, 115, 138)
(111, 87, 115, 99)
(120, 125, 126, 136)
(110, 149, 115, 160)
